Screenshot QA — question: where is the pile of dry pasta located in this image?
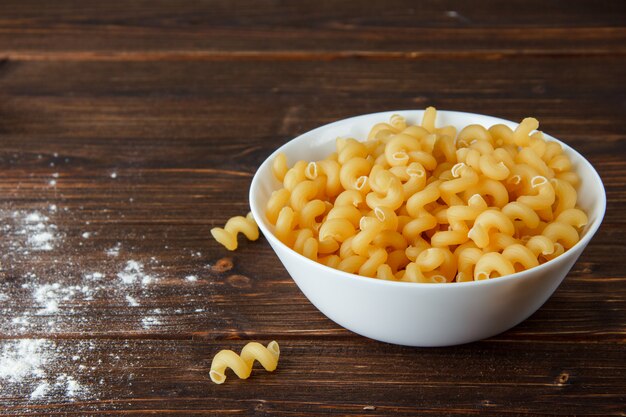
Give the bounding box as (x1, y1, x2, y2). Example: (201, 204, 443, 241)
(263, 107, 588, 283)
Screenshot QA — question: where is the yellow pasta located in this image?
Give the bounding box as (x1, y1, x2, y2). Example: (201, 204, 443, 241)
(366, 165, 404, 210)
(339, 157, 371, 193)
(211, 212, 259, 251)
(467, 210, 515, 249)
(266, 188, 291, 225)
(209, 341, 280, 384)
(474, 252, 515, 280)
(271, 153, 288, 182)
(256, 108, 589, 283)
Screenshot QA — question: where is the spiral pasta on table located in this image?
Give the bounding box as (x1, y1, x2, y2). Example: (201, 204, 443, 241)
(211, 212, 259, 251)
(264, 107, 589, 283)
(210, 341, 280, 384)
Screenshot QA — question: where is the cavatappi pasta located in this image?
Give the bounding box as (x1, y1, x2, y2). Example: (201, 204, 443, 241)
(209, 341, 280, 384)
(265, 107, 589, 283)
(211, 212, 259, 251)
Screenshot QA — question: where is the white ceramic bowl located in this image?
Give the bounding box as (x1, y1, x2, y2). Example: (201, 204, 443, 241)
(249, 110, 606, 347)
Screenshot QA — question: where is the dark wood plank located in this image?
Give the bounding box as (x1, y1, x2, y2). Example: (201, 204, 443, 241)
(0, 0, 624, 59)
(1, 339, 624, 415)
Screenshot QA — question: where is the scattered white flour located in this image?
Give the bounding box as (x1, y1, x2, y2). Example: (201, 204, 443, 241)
(28, 231, 54, 250)
(49, 180, 56, 186)
(63, 374, 85, 398)
(30, 282, 97, 315)
(12, 316, 30, 326)
(106, 242, 121, 257)
(0, 204, 217, 404)
(8, 210, 59, 251)
(141, 317, 161, 328)
(39, 300, 59, 315)
(33, 284, 61, 315)
(110, 172, 117, 179)
(117, 261, 156, 285)
(83, 272, 103, 281)
(0, 339, 93, 401)
(30, 381, 50, 399)
(125, 295, 140, 307)
(25, 212, 45, 223)
(0, 339, 49, 382)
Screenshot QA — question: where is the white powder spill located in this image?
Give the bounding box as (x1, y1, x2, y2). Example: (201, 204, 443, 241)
(49, 180, 56, 186)
(6, 210, 59, 252)
(106, 242, 121, 257)
(28, 231, 54, 250)
(25, 212, 45, 223)
(31, 282, 97, 315)
(125, 295, 140, 307)
(110, 172, 117, 179)
(83, 272, 103, 281)
(141, 316, 161, 328)
(117, 261, 156, 285)
(63, 375, 85, 398)
(0, 203, 217, 405)
(0, 339, 94, 402)
(12, 316, 30, 324)
(33, 284, 61, 315)
(30, 381, 50, 399)
(0, 339, 49, 382)
(39, 300, 59, 315)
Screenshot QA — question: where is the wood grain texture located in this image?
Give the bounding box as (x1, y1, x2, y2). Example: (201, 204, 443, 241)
(1, 340, 625, 415)
(0, 1, 624, 416)
(0, 0, 625, 59)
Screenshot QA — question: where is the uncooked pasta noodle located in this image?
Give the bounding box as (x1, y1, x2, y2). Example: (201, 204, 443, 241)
(211, 212, 259, 251)
(210, 341, 280, 384)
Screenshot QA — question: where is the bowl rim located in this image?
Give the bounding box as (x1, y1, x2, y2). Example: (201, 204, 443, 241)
(249, 109, 607, 289)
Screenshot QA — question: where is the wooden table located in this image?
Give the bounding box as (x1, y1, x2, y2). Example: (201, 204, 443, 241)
(0, 1, 624, 415)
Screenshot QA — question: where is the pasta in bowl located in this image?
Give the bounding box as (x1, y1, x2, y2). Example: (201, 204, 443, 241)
(249, 109, 605, 346)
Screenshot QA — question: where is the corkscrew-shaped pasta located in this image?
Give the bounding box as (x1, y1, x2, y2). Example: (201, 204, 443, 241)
(210, 341, 280, 384)
(255, 108, 589, 283)
(211, 212, 259, 251)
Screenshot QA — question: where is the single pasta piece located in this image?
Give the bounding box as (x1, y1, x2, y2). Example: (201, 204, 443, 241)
(474, 252, 515, 280)
(209, 341, 280, 384)
(272, 153, 288, 182)
(211, 212, 259, 251)
(468, 210, 515, 249)
(266, 189, 291, 225)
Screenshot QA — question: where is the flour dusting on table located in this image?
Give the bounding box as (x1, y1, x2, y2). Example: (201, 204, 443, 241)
(0, 339, 92, 402)
(3, 210, 60, 252)
(0, 202, 216, 406)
